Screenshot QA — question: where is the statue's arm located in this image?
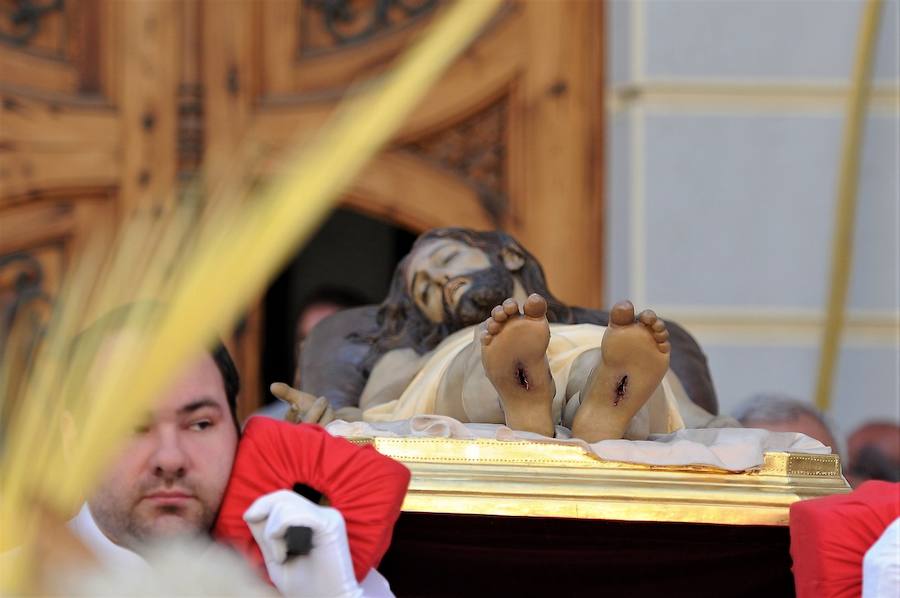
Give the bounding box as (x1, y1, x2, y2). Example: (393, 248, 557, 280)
(297, 306, 377, 410)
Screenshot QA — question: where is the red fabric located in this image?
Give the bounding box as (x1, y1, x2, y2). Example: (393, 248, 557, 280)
(213, 417, 410, 582)
(789, 481, 900, 598)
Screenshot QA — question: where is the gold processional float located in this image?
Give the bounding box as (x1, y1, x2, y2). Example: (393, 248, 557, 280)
(1, 0, 869, 593)
(348, 436, 846, 527)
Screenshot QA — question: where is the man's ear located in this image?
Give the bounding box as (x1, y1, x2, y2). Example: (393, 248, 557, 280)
(500, 244, 525, 272)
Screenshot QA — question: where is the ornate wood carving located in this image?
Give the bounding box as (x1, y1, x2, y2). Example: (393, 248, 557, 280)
(0, 251, 54, 393)
(403, 98, 508, 223)
(0, 252, 52, 334)
(0, 246, 60, 424)
(0, 0, 64, 48)
(300, 0, 439, 54)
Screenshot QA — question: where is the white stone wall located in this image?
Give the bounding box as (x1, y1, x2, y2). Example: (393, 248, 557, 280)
(605, 0, 900, 443)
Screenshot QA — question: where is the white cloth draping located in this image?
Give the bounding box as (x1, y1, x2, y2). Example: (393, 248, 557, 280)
(327, 416, 830, 472)
(361, 323, 698, 439)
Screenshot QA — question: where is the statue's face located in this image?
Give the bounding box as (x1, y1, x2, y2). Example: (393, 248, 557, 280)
(405, 238, 494, 324)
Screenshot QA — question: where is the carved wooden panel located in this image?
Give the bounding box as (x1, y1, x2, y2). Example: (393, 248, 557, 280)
(0, 191, 114, 413)
(299, 0, 439, 55)
(0, 244, 59, 420)
(0, 0, 67, 55)
(0, 0, 101, 94)
(257, 0, 442, 96)
(404, 97, 508, 224)
(0, 93, 119, 201)
(0, 245, 60, 349)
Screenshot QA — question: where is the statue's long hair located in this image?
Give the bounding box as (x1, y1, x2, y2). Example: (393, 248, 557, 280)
(354, 228, 575, 374)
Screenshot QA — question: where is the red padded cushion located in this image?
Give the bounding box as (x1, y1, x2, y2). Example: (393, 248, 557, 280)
(214, 417, 410, 582)
(789, 481, 900, 598)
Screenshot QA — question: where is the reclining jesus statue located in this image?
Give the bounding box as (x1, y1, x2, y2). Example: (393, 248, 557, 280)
(273, 228, 729, 442)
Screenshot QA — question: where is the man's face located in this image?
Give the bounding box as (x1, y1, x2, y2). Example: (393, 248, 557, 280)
(405, 238, 512, 326)
(88, 348, 238, 551)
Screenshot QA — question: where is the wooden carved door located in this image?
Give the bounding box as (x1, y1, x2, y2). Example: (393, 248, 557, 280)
(2, 0, 604, 417)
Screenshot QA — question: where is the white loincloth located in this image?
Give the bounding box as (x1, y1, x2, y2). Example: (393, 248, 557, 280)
(361, 323, 710, 440)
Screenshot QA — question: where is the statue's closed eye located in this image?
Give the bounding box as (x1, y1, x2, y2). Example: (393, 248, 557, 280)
(441, 251, 460, 266)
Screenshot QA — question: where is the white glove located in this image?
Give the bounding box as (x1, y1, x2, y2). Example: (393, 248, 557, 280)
(863, 519, 900, 598)
(244, 490, 363, 598)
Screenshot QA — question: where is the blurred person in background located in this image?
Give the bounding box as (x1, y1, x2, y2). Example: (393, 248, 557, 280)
(845, 421, 900, 486)
(258, 287, 367, 421)
(290, 287, 369, 387)
(733, 393, 838, 453)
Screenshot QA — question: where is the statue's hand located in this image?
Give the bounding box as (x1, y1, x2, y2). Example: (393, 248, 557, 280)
(270, 382, 336, 425)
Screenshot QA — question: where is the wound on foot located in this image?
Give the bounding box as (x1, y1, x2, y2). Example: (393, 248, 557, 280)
(614, 375, 628, 406)
(514, 362, 530, 390)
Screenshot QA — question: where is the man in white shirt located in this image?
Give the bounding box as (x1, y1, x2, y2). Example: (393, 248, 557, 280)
(62, 311, 389, 597)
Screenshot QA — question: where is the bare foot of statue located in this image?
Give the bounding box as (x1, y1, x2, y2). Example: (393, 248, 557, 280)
(480, 294, 556, 437)
(571, 300, 670, 443)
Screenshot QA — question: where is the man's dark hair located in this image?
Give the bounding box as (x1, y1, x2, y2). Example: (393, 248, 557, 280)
(848, 444, 900, 483)
(847, 422, 900, 483)
(69, 303, 241, 431)
(210, 342, 241, 431)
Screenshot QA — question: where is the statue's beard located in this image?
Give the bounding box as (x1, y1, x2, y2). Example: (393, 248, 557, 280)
(443, 266, 515, 329)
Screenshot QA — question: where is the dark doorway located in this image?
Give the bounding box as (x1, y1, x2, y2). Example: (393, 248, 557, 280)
(261, 208, 416, 405)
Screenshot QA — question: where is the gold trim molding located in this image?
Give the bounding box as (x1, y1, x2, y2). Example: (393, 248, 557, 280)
(606, 82, 900, 113)
(348, 436, 850, 526)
